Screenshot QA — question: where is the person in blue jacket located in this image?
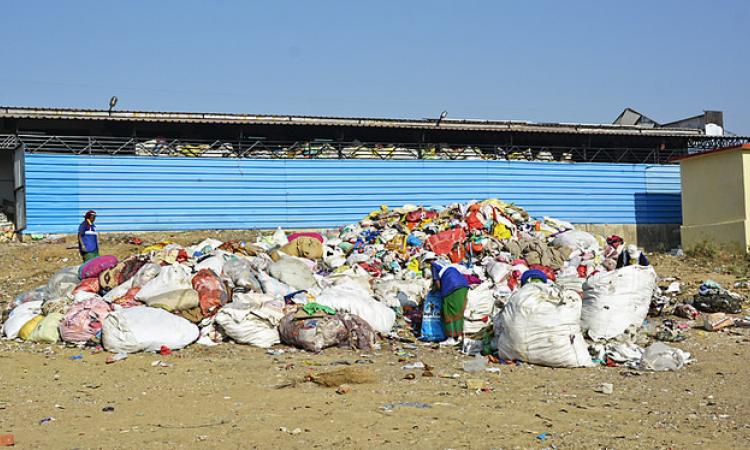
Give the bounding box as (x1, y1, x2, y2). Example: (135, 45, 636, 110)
(78, 210, 99, 262)
(430, 261, 469, 344)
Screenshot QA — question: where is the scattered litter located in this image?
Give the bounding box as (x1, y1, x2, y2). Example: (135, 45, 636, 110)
(401, 362, 425, 370)
(38, 417, 55, 425)
(106, 353, 128, 364)
(102, 406, 115, 412)
(594, 383, 614, 395)
(703, 313, 735, 332)
(0, 434, 14, 447)
(151, 360, 173, 368)
(380, 402, 432, 412)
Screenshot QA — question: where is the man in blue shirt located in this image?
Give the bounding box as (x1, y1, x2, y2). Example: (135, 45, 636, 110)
(78, 210, 99, 262)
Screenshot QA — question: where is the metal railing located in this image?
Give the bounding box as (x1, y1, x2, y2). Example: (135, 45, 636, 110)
(4, 132, 747, 163)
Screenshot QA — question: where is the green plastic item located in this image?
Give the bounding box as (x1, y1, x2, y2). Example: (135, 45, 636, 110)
(301, 302, 336, 316)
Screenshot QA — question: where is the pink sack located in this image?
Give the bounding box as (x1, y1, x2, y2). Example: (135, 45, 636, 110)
(59, 297, 112, 344)
(79, 255, 119, 280)
(287, 232, 324, 243)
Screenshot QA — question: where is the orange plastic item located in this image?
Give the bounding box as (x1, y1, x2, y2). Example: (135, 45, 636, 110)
(0, 433, 15, 446)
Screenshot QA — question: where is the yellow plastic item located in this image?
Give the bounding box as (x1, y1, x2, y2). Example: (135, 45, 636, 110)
(142, 241, 175, 253)
(406, 258, 420, 273)
(492, 223, 512, 239)
(28, 312, 64, 343)
(18, 315, 43, 341)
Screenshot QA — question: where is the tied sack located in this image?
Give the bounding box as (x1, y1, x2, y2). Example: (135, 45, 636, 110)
(98, 255, 149, 291)
(143, 289, 200, 312)
(279, 309, 375, 353)
(495, 283, 593, 368)
(314, 281, 396, 334)
(28, 312, 64, 343)
(102, 306, 199, 353)
(59, 297, 112, 344)
(279, 236, 323, 260)
(268, 257, 317, 291)
(214, 298, 286, 348)
(136, 264, 192, 301)
(581, 265, 658, 340)
(79, 255, 119, 280)
(192, 269, 229, 317)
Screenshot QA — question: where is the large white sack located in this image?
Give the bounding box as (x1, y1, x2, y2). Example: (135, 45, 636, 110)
(496, 283, 593, 368)
(2, 300, 43, 339)
(135, 264, 192, 301)
(314, 281, 396, 333)
(268, 257, 317, 291)
(581, 265, 658, 340)
(552, 230, 599, 250)
(194, 253, 230, 274)
(464, 282, 495, 333)
(485, 260, 512, 284)
(372, 278, 430, 309)
(214, 299, 285, 348)
(102, 306, 199, 353)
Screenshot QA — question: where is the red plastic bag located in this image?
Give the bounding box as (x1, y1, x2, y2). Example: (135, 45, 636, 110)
(426, 228, 466, 256)
(528, 264, 556, 282)
(72, 278, 101, 296)
(192, 269, 229, 317)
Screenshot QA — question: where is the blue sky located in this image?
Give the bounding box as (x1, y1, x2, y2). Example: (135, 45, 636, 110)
(2, 1, 748, 133)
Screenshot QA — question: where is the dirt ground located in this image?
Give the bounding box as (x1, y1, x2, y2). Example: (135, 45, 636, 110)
(1, 232, 749, 449)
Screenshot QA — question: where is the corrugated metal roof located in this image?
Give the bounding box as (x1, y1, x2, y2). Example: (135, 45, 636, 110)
(23, 153, 681, 234)
(673, 144, 750, 162)
(0, 106, 706, 137)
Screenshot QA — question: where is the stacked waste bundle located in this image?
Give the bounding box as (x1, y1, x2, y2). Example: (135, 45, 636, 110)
(1, 198, 695, 371)
(0, 211, 14, 243)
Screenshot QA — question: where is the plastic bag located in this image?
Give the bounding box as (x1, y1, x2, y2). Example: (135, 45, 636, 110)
(46, 266, 80, 300)
(12, 286, 47, 309)
(638, 342, 692, 371)
(102, 306, 199, 353)
(581, 266, 658, 340)
(420, 291, 446, 342)
(222, 257, 262, 291)
(495, 283, 593, 368)
(192, 269, 229, 317)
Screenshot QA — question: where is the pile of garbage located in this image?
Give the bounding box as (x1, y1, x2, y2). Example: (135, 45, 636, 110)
(3, 198, 736, 371)
(0, 211, 14, 243)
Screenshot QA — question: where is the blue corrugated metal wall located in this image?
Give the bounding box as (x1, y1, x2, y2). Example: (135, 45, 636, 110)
(24, 154, 681, 234)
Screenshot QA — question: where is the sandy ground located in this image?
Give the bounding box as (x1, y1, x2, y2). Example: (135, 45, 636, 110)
(0, 232, 749, 449)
